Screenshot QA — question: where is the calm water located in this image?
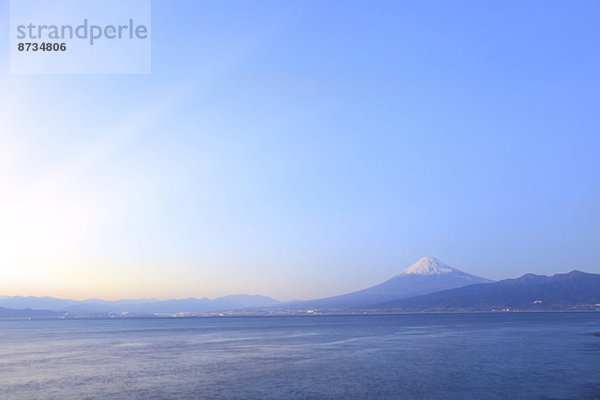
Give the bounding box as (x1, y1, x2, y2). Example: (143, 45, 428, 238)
(0, 313, 599, 399)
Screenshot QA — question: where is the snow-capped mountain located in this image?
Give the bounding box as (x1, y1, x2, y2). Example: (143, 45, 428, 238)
(396, 257, 491, 283)
(294, 257, 493, 310)
(398, 257, 455, 276)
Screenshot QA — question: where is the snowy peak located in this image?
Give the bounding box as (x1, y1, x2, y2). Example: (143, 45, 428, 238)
(295, 256, 492, 310)
(398, 257, 454, 276)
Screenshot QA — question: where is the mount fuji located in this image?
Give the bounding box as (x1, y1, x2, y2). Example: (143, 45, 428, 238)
(294, 257, 493, 310)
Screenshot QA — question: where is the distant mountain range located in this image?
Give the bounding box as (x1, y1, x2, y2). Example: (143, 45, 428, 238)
(376, 270, 600, 312)
(289, 257, 493, 309)
(1, 257, 598, 318)
(0, 294, 280, 317)
(0, 306, 60, 318)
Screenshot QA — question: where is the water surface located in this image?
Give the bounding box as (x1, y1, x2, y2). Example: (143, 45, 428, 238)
(1, 313, 599, 399)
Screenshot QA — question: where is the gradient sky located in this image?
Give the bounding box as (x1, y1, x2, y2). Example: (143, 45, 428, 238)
(0, 0, 598, 301)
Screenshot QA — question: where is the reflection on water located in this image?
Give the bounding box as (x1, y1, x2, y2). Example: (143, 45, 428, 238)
(1, 313, 599, 399)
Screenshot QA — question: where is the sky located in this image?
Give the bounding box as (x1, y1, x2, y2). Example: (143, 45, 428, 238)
(0, 0, 598, 301)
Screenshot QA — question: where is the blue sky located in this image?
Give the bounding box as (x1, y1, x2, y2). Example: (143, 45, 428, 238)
(0, 0, 598, 301)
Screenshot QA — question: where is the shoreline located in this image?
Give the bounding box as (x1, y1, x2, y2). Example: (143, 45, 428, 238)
(2, 309, 600, 321)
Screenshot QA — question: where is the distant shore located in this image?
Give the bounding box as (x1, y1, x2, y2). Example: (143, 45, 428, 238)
(2, 308, 600, 321)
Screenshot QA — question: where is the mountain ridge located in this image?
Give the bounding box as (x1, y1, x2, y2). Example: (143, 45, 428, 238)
(0, 306, 61, 318)
(375, 270, 600, 311)
(3, 260, 598, 316)
(0, 294, 281, 316)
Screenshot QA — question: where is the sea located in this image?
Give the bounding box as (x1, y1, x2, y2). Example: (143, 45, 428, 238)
(0, 313, 599, 399)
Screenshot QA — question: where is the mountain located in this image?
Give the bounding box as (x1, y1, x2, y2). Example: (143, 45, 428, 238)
(377, 270, 600, 311)
(291, 257, 492, 310)
(0, 306, 61, 319)
(0, 294, 281, 316)
(0, 296, 79, 311)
